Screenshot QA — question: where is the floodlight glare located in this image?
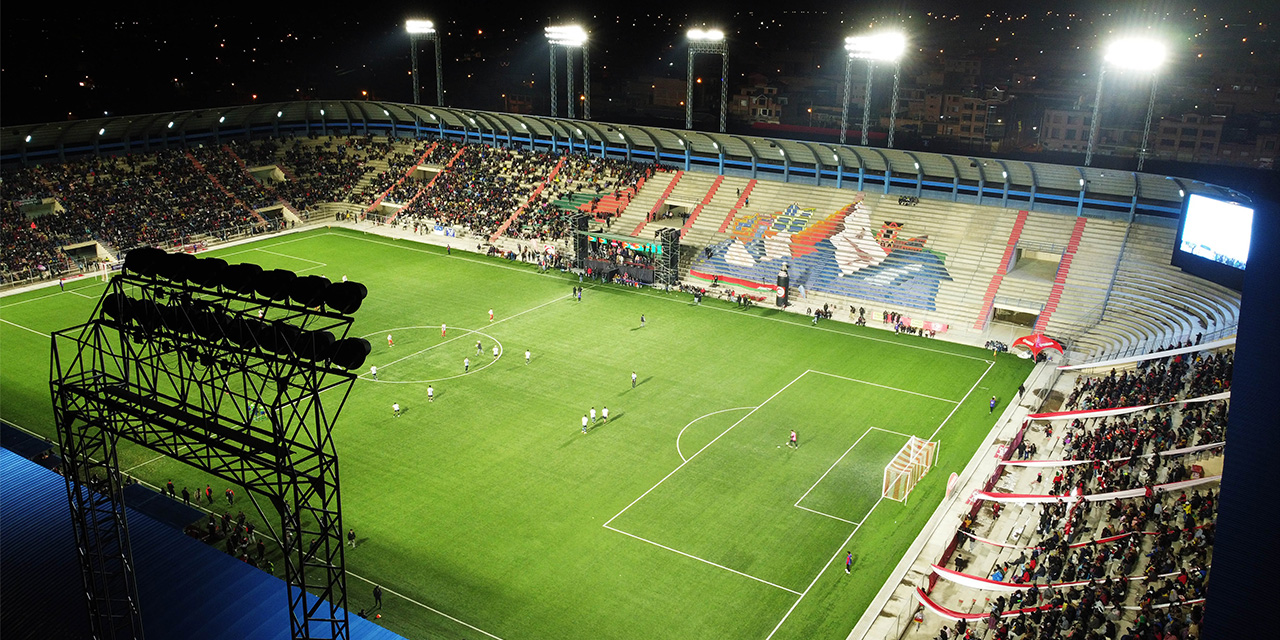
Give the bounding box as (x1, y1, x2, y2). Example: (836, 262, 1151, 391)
(406, 20, 435, 35)
(845, 31, 908, 62)
(1104, 38, 1167, 71)
(545, 25, 588, 47)
(25, 135, 32, 142)
(688, 28, 725, 42)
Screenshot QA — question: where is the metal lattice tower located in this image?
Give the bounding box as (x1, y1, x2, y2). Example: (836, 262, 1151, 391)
(549, 49, 559, 117)
(1084, 66, 1107, 166)
(52, 256, 368, 640)
(686, 38, 728, 132)
(840, 57, 854, 145)
(1137, 77, 1159, 171)
(887, 61, 901, 149)
(861, 62, 875, 146)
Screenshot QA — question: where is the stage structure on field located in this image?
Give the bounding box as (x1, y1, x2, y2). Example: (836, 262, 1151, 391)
(883, 435, 939, 503)
(574, 223, 680, 286)
(50, 247, 372, 640)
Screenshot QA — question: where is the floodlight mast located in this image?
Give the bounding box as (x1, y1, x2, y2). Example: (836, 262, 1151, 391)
(545, 25, 590, 119)
(406, 20, 444, 106)
(842, 32, 906, 147)
(686, 28, 728, 133)
(1085, 37, 1167, 168)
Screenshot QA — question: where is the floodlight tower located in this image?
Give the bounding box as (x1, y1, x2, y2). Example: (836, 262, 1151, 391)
(686, 28, 728, 133)
(546, 25, 589, 119)
(406, 20, 444, 106)
(842, 32, 907, 146)
(1084, 37, 1167, 168)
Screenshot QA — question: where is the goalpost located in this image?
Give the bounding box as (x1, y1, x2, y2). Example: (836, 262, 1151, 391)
(882, 436, 939, 503)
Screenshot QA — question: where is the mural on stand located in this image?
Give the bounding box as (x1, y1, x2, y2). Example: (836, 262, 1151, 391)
(688, 200, 952, 311)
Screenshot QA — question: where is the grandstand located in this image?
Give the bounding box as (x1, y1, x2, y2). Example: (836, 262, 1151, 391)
(0, 102, 1250, 640)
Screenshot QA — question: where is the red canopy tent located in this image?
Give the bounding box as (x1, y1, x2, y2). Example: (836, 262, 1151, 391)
(1011, 333, 1064, 358)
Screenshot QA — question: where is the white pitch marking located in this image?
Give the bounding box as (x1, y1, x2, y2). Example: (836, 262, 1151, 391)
(766, 361, 994, 639)
(807, 369, 960, 404)
(0, 317, 50, 338)
(793, 505, 858, 525)
(675, 406, 756, 462)
(603, 370, 810, 528)
(603, 524, 803, 595)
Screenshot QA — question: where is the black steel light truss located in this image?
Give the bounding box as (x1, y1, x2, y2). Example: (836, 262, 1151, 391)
(51, 249, 371, 640)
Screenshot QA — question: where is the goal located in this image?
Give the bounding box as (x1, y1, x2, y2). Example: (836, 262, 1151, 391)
(882, 436, 939, 503)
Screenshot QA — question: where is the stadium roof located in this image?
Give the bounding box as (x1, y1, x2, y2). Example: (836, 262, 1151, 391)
(0, 100, 1252, 218)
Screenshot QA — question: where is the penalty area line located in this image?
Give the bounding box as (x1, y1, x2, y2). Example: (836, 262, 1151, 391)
(603, 524, 802, 596)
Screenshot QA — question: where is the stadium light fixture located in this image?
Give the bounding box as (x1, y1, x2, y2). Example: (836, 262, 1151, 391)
(687, 28, 725, 42)
(545, 25, 588, 47)
(219, 116, 225, 123)
(405, 19, 435, 35)
(1105, 38, 1167, 71)
(98, 128, 106, 136)
(25, 134, 32, 142)
(844, 32, 907, 62)
(167, 121, 175, 129)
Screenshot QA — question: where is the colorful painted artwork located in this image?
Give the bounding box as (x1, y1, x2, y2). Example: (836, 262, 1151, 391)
(689, 201, 952, 311)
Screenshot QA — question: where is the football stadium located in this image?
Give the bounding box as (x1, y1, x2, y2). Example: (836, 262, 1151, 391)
(0, 94, 1273, 639)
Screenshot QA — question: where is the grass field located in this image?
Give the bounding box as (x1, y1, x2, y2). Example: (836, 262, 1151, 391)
(0, 227, 1033, 640)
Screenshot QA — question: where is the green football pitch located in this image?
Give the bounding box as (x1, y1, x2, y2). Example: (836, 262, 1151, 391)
(0, 227, 1033, 640)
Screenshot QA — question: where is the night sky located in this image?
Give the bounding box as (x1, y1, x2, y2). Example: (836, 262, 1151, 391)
(1, 1, 1274, 127)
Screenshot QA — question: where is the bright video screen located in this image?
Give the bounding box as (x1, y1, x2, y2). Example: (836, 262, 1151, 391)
(1179, 194, 1253, 270)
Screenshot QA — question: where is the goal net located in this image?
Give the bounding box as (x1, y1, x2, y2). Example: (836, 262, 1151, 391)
(882, 436, 939, 503)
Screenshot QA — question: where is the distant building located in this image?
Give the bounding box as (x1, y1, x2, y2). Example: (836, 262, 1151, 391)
(729, 79, 788, 125)
(1152, 113, 1225, 164)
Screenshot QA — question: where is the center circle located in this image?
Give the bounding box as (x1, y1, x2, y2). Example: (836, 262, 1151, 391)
(359, 325, 503, 384)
